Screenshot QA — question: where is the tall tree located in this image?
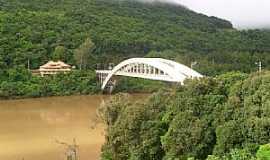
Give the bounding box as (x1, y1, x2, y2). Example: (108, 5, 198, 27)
(74, 38, 95, 70)
(52, 46, 67, 61)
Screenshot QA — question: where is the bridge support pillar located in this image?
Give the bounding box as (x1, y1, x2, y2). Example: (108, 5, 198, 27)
(96, 71, 109, 86)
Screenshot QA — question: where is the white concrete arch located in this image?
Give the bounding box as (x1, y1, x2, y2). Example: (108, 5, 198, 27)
(98, 58, 203, 90)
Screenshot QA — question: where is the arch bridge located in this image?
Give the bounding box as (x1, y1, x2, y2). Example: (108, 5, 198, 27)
(96, 58, 203, 90)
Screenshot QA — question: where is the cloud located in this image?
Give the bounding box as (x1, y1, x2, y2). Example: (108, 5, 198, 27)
(175, 0, 270, 29)
(134, 0, 270, 29)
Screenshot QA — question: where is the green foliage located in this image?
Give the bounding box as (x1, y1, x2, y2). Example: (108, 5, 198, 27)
(205, 144, 270, 160)
(74, 38, 96, 70)
(0, 69, 99, 99)
(161, 112, 211, 159)
(207, 148, 257, 160)
(1, 0, 270, 75)
(257, 144, 270, 160)
(100, 71, 270, 160)
(99, 91, 170, 160)
(52, 46, 67, 61)
(113, 77, 168, 93)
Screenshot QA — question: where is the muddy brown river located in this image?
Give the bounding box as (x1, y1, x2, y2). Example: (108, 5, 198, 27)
(0, 94, 146, 160)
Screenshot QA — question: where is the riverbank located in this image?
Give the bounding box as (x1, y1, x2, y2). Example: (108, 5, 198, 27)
(0, 69, 99, 100)
(0, 68, 166, 100)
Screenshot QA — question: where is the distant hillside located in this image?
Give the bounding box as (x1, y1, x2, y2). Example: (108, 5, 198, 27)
(0, 0, 270, 74)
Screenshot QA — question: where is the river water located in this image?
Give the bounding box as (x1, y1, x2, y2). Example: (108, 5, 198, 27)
(0, 94, 146, 160)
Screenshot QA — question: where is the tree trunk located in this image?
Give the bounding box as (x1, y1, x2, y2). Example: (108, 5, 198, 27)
(79, 55, 83, 70)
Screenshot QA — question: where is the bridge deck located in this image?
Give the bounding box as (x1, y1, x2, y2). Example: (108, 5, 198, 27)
(96, 70, 111, 74)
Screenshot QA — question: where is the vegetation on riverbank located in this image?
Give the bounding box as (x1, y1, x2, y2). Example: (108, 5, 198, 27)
(99, 71, 270, 160)
(0, 68, 99, 99)
(113, 77, 168, 93)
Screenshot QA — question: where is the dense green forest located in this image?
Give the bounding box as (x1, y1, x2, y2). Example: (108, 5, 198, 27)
(0, 68, 99, 99)
(99, 71, 270, 160)
(1, 0, 270, 73)
(1, 0, 270, 97)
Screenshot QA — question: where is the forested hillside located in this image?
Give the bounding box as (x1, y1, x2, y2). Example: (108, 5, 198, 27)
(1, 0, 270, 75)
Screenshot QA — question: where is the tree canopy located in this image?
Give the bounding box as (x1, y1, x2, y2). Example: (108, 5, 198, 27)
(1, 0, 270, 74)
(100, 71, 270, 160)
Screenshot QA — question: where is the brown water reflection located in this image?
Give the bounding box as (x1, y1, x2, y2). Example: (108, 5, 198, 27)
(0, 94, 147, 160)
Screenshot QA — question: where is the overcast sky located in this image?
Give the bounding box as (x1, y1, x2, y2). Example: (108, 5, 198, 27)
(172, 0, 270, 29)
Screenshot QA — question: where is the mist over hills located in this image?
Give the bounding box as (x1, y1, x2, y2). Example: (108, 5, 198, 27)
(0, 0, 270, 75)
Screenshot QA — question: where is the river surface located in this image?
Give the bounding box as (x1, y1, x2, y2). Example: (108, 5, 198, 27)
(0, 94, 146, 160)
